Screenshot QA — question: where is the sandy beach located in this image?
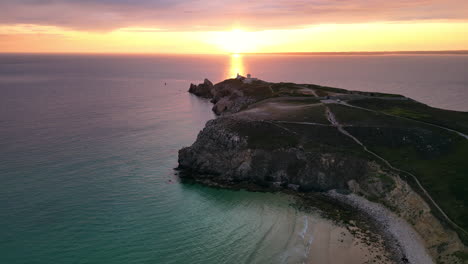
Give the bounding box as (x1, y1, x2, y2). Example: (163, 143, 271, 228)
(327, 191, 434, 264)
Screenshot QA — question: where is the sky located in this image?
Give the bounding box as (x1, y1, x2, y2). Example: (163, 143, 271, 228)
(0, 0, 468, 54)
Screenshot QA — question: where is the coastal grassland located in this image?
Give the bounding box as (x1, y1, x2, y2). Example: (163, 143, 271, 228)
(246, 96, 321, 107)
(453, 250, 468, 262)
(282, 123, 370, 158)
(270, 82, 302, 93)
(366, 136, 468, 240)
(330, 104, 468, 242)
(306, 84, 350, 95)
(238, 97, 329, 124)
(241, 82, 274, 99)
(214, 79, 274, 100)
(265, 97, 321, 104)
(226, 119, 299, 150)
(314, 89, 330, 97)
(225, 114, 368, 158)
(269, 83, 317, 97)
(306, 84, 404, 98)
(273, 104, 330, 123)
(328, 103, 417, 127)
(348, 98, 468, 135)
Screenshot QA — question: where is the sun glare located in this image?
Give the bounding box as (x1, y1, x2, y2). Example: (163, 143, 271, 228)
(228, 53, 246, 78)
(214, 29, 257, 53)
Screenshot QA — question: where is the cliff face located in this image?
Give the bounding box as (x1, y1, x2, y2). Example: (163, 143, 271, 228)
(179, 117, 373, 192)
(179, 78, 468, 263)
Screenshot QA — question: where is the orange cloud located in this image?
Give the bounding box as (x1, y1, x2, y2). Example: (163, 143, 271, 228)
(1, 22, 468, 54)
(0, 0, 467, 31)
(1, 1, 467, 53)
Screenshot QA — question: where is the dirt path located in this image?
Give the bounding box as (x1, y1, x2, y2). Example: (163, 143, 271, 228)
(294, 85, 319, 97)
(273, 121, 330, 127)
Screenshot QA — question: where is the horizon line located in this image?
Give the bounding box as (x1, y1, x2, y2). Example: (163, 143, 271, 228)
(238, 50, 468, 55)
(1, 50, 468, 56)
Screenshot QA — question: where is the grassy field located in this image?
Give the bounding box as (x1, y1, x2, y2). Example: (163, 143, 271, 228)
(226, 119, 299, 150)
(306, 84, 404, 98)
(238, 97, 329, 124)
(328, 104, 416, 127)
(349, 98, 468, 135)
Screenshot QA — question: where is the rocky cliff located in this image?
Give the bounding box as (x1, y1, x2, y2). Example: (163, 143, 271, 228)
(180, 78, 468, 263)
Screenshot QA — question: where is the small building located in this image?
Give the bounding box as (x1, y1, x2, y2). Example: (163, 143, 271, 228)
(243, 73, 258, 84)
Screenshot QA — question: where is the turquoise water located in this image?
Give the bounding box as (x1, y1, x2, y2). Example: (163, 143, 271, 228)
(0, 54, 322, 264)
(1, 54, 467, 263)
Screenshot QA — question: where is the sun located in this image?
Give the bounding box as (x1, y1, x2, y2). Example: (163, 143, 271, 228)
(214, 29, 256, 54)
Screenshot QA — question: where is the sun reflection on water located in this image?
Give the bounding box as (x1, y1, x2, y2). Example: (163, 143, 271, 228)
(227, 54, 246, 79)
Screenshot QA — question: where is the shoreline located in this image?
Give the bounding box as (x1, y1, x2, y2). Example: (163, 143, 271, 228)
(327, 190, 433, 264)
(178, 176, 429, 263)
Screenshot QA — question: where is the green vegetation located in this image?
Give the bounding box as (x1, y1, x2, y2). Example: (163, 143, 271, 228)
(277, 104, 330, 124)
(285, 123, 369, 157)
(270, 82, 301, 92)
(267, 97, 321, 105)
(383, 107, 431, 119)
(328, 104, 415, 127)
(306, 84, 350, 94)
(306, 84, 404, 98)
(270, 83, 317, 97)
(314, 89, 329, 97)
(370, 139, 468, 242)
(213, 79, 468, 244)
(236, 83, 468, 240)
(453, 251, 468, 261)
(227, 119, 299, 150)
(349, 98, 468, 134)
(215, 79, 274, 100)
(331, 105, 468, 242)
(373, 173, 396, 190)
(241, 82, 274, 99)
(240, 98, 329, 124)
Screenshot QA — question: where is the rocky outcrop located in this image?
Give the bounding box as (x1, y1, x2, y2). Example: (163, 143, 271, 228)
(384, 176, 467, 263)
(190, 78, 274, 115)
(188, 78, 214, 98)
(344, 163, 467, 263)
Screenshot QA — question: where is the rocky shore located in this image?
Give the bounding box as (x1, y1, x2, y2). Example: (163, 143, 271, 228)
(178, 76, 468, 263)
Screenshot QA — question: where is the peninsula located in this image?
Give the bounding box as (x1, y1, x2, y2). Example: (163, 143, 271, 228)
(178, 76, 468, 263)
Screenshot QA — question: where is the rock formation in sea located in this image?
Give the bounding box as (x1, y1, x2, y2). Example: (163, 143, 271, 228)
(180, 77, 468, 263)
(188, 78, 213, 98)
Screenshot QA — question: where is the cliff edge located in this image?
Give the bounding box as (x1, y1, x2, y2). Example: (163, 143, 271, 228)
(178, 77, 468, 263)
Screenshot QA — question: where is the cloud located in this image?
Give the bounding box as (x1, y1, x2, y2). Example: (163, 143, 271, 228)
(0, 0, 467, 31)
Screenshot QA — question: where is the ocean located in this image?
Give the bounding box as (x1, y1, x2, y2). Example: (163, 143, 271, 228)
(0, 54, 467, 264)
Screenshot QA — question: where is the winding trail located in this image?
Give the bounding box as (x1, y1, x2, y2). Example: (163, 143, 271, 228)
(294, 85, 319, 97)
(263, 120, 299, 136)
(323, 104, 468, 236)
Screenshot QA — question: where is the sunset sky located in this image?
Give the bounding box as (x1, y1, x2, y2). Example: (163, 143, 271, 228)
(1, 0, 468, 54)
